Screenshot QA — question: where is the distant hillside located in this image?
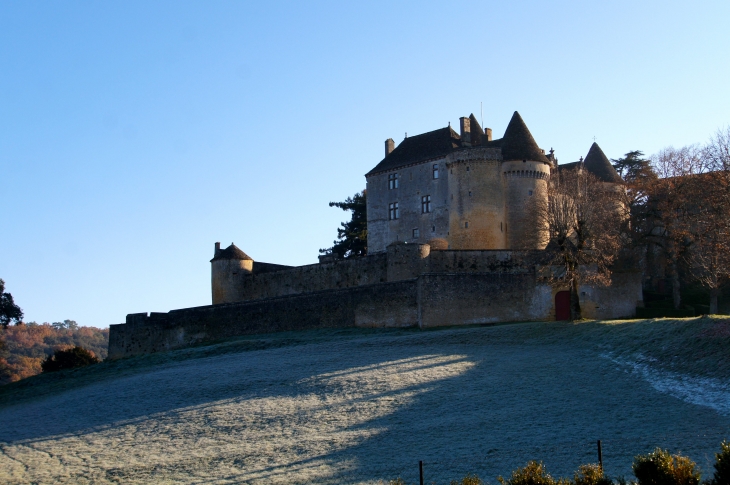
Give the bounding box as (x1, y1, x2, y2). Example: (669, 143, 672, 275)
(0, 324, 108, 385)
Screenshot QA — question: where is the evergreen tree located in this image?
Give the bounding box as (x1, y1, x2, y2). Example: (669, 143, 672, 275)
(320, 190, 367, 259)
(0, 279, 23, 328)
(612, 150, 655, 184)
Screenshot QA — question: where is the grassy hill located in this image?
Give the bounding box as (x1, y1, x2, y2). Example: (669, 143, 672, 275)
(0, 317, 728, 484)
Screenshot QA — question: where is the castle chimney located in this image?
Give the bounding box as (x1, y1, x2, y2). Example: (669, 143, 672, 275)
(214, 242, 221, 257)
(485, 127, 492, 142)
(385, 138, 395, 157)
(460, 117, 471, 146)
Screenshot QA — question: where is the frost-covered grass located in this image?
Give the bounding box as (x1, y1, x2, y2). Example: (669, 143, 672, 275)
(0, 318, 728, 484)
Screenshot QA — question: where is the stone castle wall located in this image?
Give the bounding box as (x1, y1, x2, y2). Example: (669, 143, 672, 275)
(366, 158, 451, 253)
(108, 279, 418, 359)
(446, 149, 507, 250)
(235, 253, 388, 302)
(109, 244, 643, 359)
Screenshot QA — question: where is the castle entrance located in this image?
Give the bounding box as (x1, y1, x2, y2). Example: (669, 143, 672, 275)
(555, 291, 570, 320)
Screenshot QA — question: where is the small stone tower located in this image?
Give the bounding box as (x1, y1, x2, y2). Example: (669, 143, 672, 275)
(210, 242, 253, 305)
(500, 112, 552, 249)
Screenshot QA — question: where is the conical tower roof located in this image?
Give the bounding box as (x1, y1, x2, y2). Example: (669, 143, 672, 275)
(500, 111, 549, 163)
(211, 243, 252, 262)
(583, 142, 622, 183)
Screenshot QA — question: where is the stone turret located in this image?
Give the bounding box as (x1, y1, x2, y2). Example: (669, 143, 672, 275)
(500, 111, 551, 249)
(211, 242, 253, 305)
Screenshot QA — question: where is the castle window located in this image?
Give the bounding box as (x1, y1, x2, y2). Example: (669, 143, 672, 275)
(389, 202, 399, 220)
(469, 191, 472, 197)
(528, 190, 533, 196)
(433, 164, 439, 179)
(421, 195, 432, 213)
(413, 228, 420, 238)
(466, 166, 470, 171)
(465, 221, 469, 228)
(388, 173, 399, 189)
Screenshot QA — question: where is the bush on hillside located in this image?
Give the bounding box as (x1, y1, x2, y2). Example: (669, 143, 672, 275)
(498, 461, 567, 485)
(632, 448, 700, 485)
(451, 473, 484, 485)
(709, 440, 730, 485)
(574, 464, 613, 485)
(41, 346, 100, 373)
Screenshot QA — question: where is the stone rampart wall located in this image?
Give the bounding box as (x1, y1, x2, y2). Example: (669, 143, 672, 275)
(238, 253, 387, 302)
(419, 272, 553, 327)
(109, 246, 643, 359)
(579, 271, 644, 320)
(424, 250, 525, 273)
(108, 279, 418, 359)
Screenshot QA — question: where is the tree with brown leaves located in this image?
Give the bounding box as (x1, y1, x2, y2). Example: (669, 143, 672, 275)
(639, 140, 730, 312)
(524, 168, 625, 320)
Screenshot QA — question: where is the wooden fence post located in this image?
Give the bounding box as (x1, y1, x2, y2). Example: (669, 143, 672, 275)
(597, 440, 603, 470)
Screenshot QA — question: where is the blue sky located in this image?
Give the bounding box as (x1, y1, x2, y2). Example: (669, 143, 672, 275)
(1, 0, 729, 328)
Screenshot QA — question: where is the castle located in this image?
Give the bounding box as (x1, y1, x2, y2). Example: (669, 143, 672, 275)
(108, 112, 642, 359)
(367, 111, 554, 253)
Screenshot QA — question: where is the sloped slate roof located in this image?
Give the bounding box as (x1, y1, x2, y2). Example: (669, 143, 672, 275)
(499, 111, 550, 163)
(211, 243, 252, 262)
(583, 142, 623, 183)
(366, 127, 462, 175)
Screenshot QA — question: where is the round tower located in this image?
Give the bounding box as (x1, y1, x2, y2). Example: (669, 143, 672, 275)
(210, 242, 253, 304)
(500, 112, 552, 249)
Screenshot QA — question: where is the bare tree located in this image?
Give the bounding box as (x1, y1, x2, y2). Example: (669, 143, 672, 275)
(636, 145, 706, 309)
(638, 136, 730, 313)
(681, 130, 730, 313)
(706, 126, 730, 173)
(524, 168, 624, 320)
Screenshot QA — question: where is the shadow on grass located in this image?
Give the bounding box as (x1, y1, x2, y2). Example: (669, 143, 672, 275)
(1, 317, 728, 484)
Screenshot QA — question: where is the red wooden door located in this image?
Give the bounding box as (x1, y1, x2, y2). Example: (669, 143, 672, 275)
(555, 291, 570, 320)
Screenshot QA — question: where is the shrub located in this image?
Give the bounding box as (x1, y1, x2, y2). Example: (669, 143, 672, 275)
(451, 473, 484, 485)
(632, 448, 700, 485)
(709, 440, 730, 485)
(498, 461, 566, 485)
(388, 478, 406, 485)
(574, 464, 613, 485)
(41, 346, 100, 373)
